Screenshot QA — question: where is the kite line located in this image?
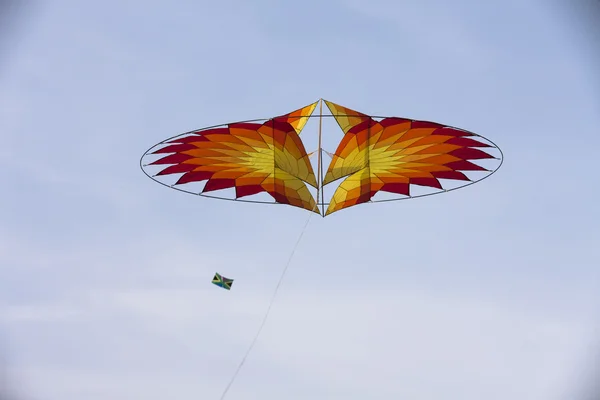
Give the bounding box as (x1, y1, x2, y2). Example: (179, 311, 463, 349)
(218, 104, 325, 400)
(217, 203, 317, 399)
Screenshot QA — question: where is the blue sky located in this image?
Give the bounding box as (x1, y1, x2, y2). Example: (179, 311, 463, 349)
(1, 0, 599, 399)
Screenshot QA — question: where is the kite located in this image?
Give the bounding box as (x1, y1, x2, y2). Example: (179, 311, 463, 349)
(140, 99, 503, 216)
(212, 272, 233, 290)
(139, 99, 503, 400)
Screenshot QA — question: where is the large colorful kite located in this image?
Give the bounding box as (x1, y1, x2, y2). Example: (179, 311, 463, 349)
(140, 99, 504, 399)
(140, 99, 503, 216)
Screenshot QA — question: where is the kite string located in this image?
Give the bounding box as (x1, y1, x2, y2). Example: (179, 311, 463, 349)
(218, 204, 318, 400)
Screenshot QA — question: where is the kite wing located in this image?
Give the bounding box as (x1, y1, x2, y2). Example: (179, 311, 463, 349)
(212, 272, 234, 290)
(147, 102, 320, 213)
(321, 100, 496, 216)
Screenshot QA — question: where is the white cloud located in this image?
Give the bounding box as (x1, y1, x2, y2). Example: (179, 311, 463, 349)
(2, 284, 592, 399)
(0, 305, 80, 323)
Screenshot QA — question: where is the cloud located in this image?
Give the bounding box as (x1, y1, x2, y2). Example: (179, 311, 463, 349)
(0, 305, 80, 324)
(1, 282, 593, 399)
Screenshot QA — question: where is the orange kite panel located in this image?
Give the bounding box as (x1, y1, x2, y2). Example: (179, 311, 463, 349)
(322, 101, 494, 216)
(149, 102, 320, 213)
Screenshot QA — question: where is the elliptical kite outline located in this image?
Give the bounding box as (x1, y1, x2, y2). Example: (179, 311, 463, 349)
(139, 99, 504, 216)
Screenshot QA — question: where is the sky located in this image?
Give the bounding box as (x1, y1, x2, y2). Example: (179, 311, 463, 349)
(1, 0, 599, 399)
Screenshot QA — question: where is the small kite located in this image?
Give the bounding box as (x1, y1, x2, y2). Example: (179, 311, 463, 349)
(140, 99, 503, 216)
(212, 273, 234, 290)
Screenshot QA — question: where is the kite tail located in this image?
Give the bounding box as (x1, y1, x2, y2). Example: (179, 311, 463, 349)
(217, 203, 318, 400)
